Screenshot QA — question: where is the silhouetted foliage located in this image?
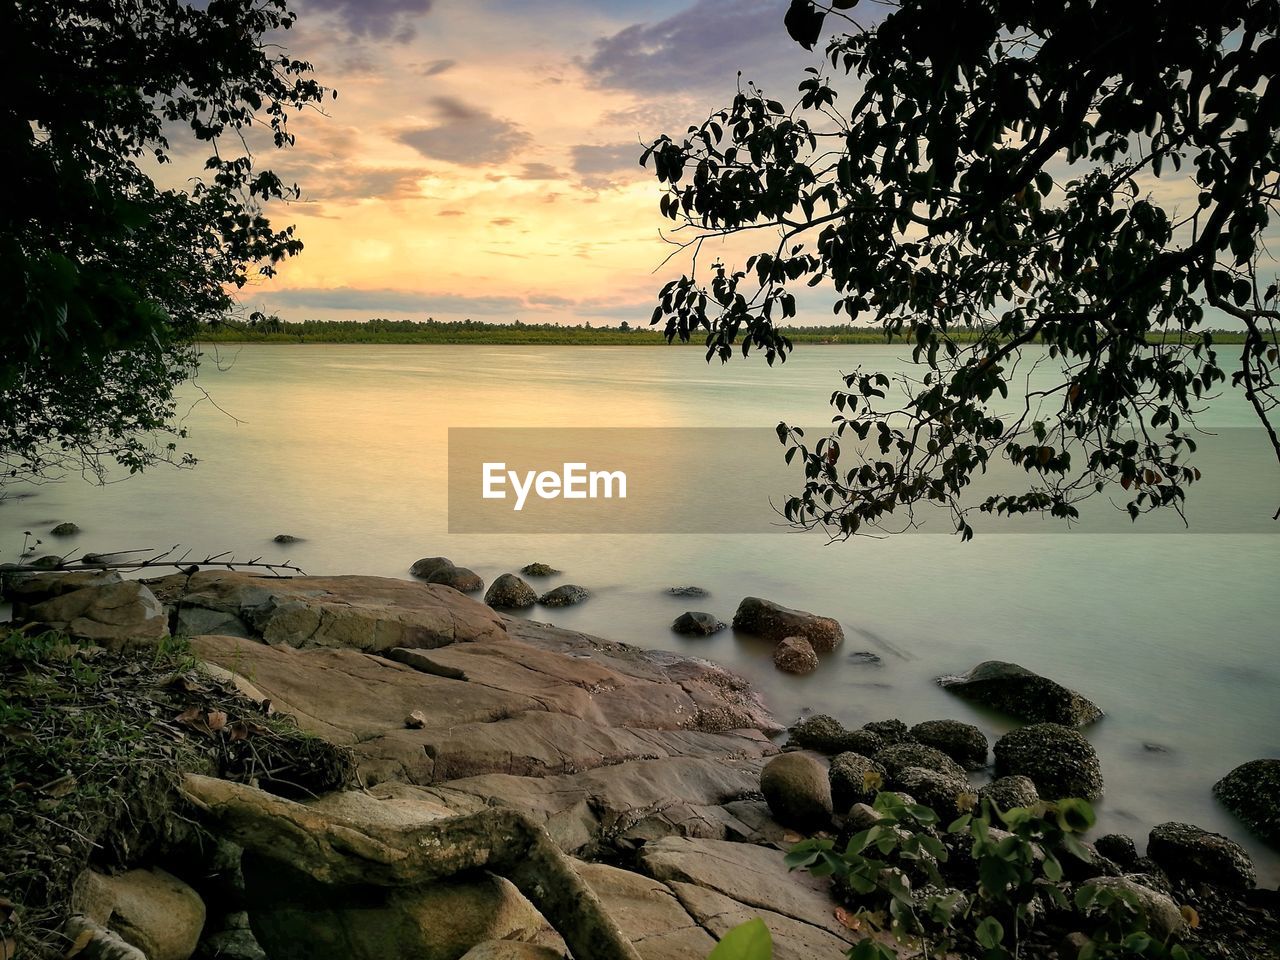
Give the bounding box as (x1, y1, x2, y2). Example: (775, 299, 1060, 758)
(645, 0, 1280, 537)
(1, 0, 328, 483)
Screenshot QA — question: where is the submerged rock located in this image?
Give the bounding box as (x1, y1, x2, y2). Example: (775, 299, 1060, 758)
(993, 723, 1103, 800)
(50, 521, 80, 536)
(671, 611, 726, 636)
(539, 584, 589, 607)
(667, 585, 709, 598)
(426, 565, 485, 594)
(272, 533, 304, 544)
(484, 574, 538, 610)
(1147, 822, 1256, 891)
(828, 753, 886, 813)
(1093, 833, 1139, 870)
(409, 556, 454, 580)
(520, 562, 560, 577)
(938, 660, 1103, 727)
(1213, 758, 1280, 843)
(909, 719, 989, 770)
(732, 597, 844, 652)
(787, 715, 882, 757)
(773, 636, 819, 674)
(760, 752, 833, 831)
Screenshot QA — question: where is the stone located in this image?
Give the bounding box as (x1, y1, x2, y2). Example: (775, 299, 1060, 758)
(891, 766, 975, 821)
(909, 719, 989, 770)
(978, 775, 1040, 812)
(485, 573, 538, 610)
(938, 660, 1103, 727)
(1078, 876, 1187, 941)
(1213, 758, 1280, 843)
(520, 563, 560, 577)
(828, 752, 887, 813)
(405, 711, 428, 729)
(28, 580, 169, 650)
(1094, 834, 1139, 869)
(671, 611, 725, 636)
(427, 564, 485, 594)
(862, 718, 911, 745)
(461, 944, 565, 960)
(875, 742, 968, 781)
(994, 723, 1103, 801)
(410, 556, 454, 579)
(1146, 822, 1255, 891)
(667, 585, 709, 598)
(773, 636, 819, 674)
(760, 752, 833, 831)
(271, 534, 303, 544)
(574, 861, 715, 960)
(2, 569, 122, 609)
(732, 597, 843, 652)
(787, 714, 883, 757)
(50, 521, 80, 536)
(539, 584, 589, 607)
(74, 867, 206, 960)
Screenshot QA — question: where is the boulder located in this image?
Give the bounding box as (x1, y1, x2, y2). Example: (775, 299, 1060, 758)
(272, 534, 304, 544)
(788, 715, 883, 757)
(520, 563, 560, 577)
(993, 723, 1103, 801)
(2, 569, 122, 610)
(1094, 834, 1139, 870)
(891, 766, 975, 821)
(50, 521, 80, 536)
(938, 660, 1103, 727)
(28, 580, 169, 650)
(828, 752, 887, 814)
(484, 574, 538, 610)
(667, 585, 709, 598)
(875, 742, 968, 781)
(671, 611, 725, 636)
(732, 597, 843, 652)
(461, 944, 564, 960)
(74, 867, 206, 960)
(909, 719, 989, 770)
(1078, 876, 1186, 941)
(1213, 758, 1280, 843)
(978, 775, 1040, 812)
(427, 564, 485, 594)
(539, 584, 589, 607)
(760, 752, 833, 831)
(862, 718, 911, 745)
(573, 862, 715, 959)
(410, 556, 454, 579)
(1146, 822, 1255, 891)
(773, 636, 819, 674)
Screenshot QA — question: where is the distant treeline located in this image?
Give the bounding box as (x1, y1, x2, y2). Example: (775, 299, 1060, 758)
(198, 317, 1249, 346)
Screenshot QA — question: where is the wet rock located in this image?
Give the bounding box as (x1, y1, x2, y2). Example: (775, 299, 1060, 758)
(50, 521, 80, 536)
(993, 723, 1103, 801)
(272, 533, 303, 544)
(667, 585, 709, 598)
(409, 556, 454, 580)
(773, 636, 819, 674)
(978, 775, 1040, 812)
(760, 752, 833, 832)
(539, 584, 589, 607)
(875, 742, 967, 781)
(484, 574, 538, 610)
(426, 564, 485, 594)
(1213, 758, 1280, 843)
(788, 715, 883, 757)
(1078, 876, 1186, 941)
(74, 867, 206, 960)
(828, 753, 887, 814)
(28, 580, 169, 650)
(671, 611, 726, 636)
(1094, 834, 1139, 870)
(910, 719, 989, 770)
(520, 563, 560, 577)
(847, 650, 881, 664)
(732, 597, 844, 652)
(31, 554, 65, 569)
(892, 766, 975, 821)
(938, 660, 1103, 727)
(862, 718, 911, 745)
(1147, 822, 1255, 891)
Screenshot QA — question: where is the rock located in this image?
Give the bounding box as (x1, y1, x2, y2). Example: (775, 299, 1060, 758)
(2, 569, 122, 610)
(760, 752, 833, 831)
(539, 584, 589, 607)
(938, 660, 1103, 727)
(194, 919, 265, 960)
(405, 711, 428, 729)
(50, 521, 80, 536)
(891, 766, 975, 821)
(993, 723, 1103, 800)
(271, 533, 303, 544)
(175, 605, 252, 639)
(828, 753, 887, 813)
(845, 803, 887, 833)
(1146, 822, 1256, 891)
(485, 574, 538, 610)
(1213, 758, 1280, 843)
(773, 636, 819, 674)
(427, 564, 485, 594)
(573, 862, 715, 959)
(732, 597, 843, 652)
(862, 718, 911, 745)
(978, 775, 1040, 812)
(520, 563, 560, 577)
(461, 943, 565, 960)
(875, 742, 968, 781)
(847, 650, 881, 664)
(74, 867, 206, 960)
(1094, 834, 1139, 869)
(788, 715, 883, 757)
(410, 556, 454, 579)
(667, 585, 709, 598)
(1078, 876, 1187, 941)
(28, 580, 169, 650)
(671, 611, 726, 636)
(909, 720, 989, 770)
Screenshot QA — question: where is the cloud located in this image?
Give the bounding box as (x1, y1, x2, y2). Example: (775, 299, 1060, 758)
(515, 163, 562, 180)
(263, 287, 528, 316)
(397, 97, 531, 165)
(490, 217, 516, 227)
(438, 209, 465, 217)
(420, 58, 456, 77)
(571, 142, 647, 188)
(299, 0, 433, 41)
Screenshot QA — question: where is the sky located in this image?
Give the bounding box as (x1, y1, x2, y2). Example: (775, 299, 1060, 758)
(227, 0, 828, 326)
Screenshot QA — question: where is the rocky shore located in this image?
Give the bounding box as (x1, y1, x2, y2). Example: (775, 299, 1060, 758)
(1, 566, 1277, 960)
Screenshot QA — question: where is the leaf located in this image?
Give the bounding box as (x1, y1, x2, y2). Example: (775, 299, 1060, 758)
(206, 710, 228, 732)
(975, 915, 1004, 949)
(783, 0, 825, 50)
(706, 917, 773, 960)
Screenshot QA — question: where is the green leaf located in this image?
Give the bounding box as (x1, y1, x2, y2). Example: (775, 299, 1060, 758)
(707, 917, 773, 960)
(975, 916, 1004, 950)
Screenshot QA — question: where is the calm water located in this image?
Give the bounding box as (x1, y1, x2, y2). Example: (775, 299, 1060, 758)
(4, 344, 1278, 882)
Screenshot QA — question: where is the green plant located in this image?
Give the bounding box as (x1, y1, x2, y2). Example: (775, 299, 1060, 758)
(707, 918, 774, 960)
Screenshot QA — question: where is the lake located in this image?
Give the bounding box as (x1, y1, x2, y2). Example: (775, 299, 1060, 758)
(4, 343, 1278, 882)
